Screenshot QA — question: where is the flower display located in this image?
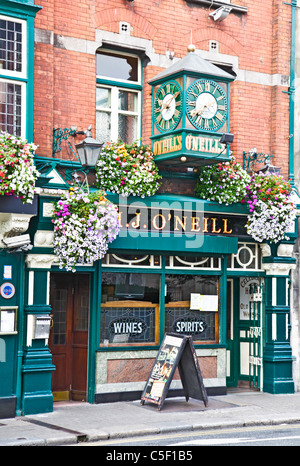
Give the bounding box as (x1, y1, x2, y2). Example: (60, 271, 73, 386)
(95, 141, 161, 197)
(0, 131, 38, 203)
(195, 158, 251, 205)
(244, 172, 296, 243)
(195, 157, 296, 243)
(52, 187, 120, 271)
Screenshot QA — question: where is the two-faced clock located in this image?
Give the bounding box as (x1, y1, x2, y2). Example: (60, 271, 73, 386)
(186, 79, 227, 131)
(154, 80, 183, 132)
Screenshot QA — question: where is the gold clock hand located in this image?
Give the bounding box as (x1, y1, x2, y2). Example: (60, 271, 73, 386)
(161, 91, 180, 110)
(190, 104, 207, 117)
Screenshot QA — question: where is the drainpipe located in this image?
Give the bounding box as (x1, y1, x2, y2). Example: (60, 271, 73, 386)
(286, 0, 297, 185)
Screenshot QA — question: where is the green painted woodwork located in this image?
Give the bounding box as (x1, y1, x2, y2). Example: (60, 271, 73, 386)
(22, 341, 55, 415)
(0, 253, 25, 417)
(263, 273, 294, 394)
(21, 268, 55, 415)
(110, 231, 238, 255)
(0, 1, 41, 143)
(0, 335, 17, 397)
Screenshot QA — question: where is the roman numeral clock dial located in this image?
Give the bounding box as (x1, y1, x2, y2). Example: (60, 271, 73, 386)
(154, 81, 183, 132)
(186, 79, 228, 131)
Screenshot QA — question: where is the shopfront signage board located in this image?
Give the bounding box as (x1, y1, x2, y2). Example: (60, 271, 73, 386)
(141, 333, 208, 410)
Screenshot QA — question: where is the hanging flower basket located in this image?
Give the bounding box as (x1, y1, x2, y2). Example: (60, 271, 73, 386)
(95, 141, 162, 197)
(195, 157, 296, 243)
(244, 172, 296, 243)
(0, 131, 38, 203)
(52, 187, 120, 271)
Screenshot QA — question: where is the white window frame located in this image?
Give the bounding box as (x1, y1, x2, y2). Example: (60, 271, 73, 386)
(0, 15, 27, 79)
(0, 78, 26, 139)
(96, 83, 141, 143)
(0, 15, 27, 138)
(96, 49, 142, 144)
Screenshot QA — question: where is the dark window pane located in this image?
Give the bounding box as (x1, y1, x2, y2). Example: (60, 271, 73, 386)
(96, 51, 138, 82)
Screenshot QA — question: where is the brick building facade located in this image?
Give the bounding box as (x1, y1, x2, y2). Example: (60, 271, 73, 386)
(0, 0, 299, 417)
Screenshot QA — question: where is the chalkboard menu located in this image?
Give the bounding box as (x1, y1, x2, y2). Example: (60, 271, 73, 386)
(141, 333, 208, 410)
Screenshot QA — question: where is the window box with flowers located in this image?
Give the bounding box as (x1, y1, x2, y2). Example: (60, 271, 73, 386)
(195, 157, 296, 244)
(52, 187, 120, 272)
(0, 131, 38, 204)
(95, 141, 162, 197)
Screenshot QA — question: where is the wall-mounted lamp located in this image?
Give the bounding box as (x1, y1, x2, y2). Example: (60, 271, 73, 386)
(75, 125, 103, 167)
(52, 125, 103, 167)
(217, 133, 234, 157)
(209, 6, 232, 22)
(220, 133, 234, 147)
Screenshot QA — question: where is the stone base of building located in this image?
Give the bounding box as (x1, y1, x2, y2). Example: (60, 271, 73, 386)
(94, 386, 227, 404)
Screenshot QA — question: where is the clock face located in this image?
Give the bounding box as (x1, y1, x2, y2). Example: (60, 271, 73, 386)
(154, 81, 183, 132)
(186, 79, 227, 131)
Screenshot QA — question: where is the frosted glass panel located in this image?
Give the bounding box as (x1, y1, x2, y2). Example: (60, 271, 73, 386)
(96, 111, 111, 144)
(118, 114, 137, 144)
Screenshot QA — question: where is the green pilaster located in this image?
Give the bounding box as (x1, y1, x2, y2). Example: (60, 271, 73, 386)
(262, 252, 296, 394)
(0, 253, 24, 418)
(22, 262, 55, 415)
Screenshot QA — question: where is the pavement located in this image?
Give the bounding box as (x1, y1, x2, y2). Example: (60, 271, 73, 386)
(1, 389, 300, 446)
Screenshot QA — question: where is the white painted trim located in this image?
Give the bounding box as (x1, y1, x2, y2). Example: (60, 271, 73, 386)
(28, 270, 34, 306)
(0, 15, 27, 80)
(272, 313, 277, 341)
(272, 277, 277, 306)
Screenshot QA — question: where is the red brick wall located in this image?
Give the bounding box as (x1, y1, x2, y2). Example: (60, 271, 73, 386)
(34, 0, 292, 178)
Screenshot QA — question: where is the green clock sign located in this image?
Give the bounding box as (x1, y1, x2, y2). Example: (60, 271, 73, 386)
(154, 80, 183, 132)
(186, 79, 227, 131)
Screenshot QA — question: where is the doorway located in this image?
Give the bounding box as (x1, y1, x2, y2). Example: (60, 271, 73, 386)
(226, 277, 263, 390)
(49, 273, 90, 401)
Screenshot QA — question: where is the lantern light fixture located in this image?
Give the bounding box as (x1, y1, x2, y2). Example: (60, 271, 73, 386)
(75, 125, 103, 167)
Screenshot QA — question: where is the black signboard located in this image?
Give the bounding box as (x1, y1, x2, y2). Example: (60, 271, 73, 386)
(141, 333, 208, 410)
(118, 204, 249, 238)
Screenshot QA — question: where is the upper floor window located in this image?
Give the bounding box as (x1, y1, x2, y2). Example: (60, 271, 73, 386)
(96, 49, 141, 145)
(0, 15, 26, 137)
(0, 18, 24, 74)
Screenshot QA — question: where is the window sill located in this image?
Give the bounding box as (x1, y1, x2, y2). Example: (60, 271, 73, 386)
(184, 0, 248, 14)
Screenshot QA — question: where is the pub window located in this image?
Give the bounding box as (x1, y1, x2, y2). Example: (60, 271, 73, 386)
(100, 272, 160, 346)
(96, 49, 141, 144)
(166, 256, 221, 270)
(0, 16, 26, 137)
(102, 254, 161, 268)
(164, 274, 220, 343)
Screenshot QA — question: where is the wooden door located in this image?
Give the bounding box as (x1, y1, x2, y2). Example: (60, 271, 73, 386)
(49, 273, 90, 401)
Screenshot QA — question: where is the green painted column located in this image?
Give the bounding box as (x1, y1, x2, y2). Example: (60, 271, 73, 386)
(21, 255, 56, 415)
(262, 244, 296, 394)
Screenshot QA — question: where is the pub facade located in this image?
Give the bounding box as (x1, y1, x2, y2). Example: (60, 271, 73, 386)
(0, 0, 299, 417)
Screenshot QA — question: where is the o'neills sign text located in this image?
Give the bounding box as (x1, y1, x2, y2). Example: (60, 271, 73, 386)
(185, 134, 224, 154)
(152, 133, 224, 157)
(118, 203, 248, 237)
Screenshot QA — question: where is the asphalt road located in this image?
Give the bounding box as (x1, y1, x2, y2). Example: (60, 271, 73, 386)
(78, 423, 300, 447)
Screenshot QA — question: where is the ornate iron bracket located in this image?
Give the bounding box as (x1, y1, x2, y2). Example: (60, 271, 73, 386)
(52, 127, 84, 157)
